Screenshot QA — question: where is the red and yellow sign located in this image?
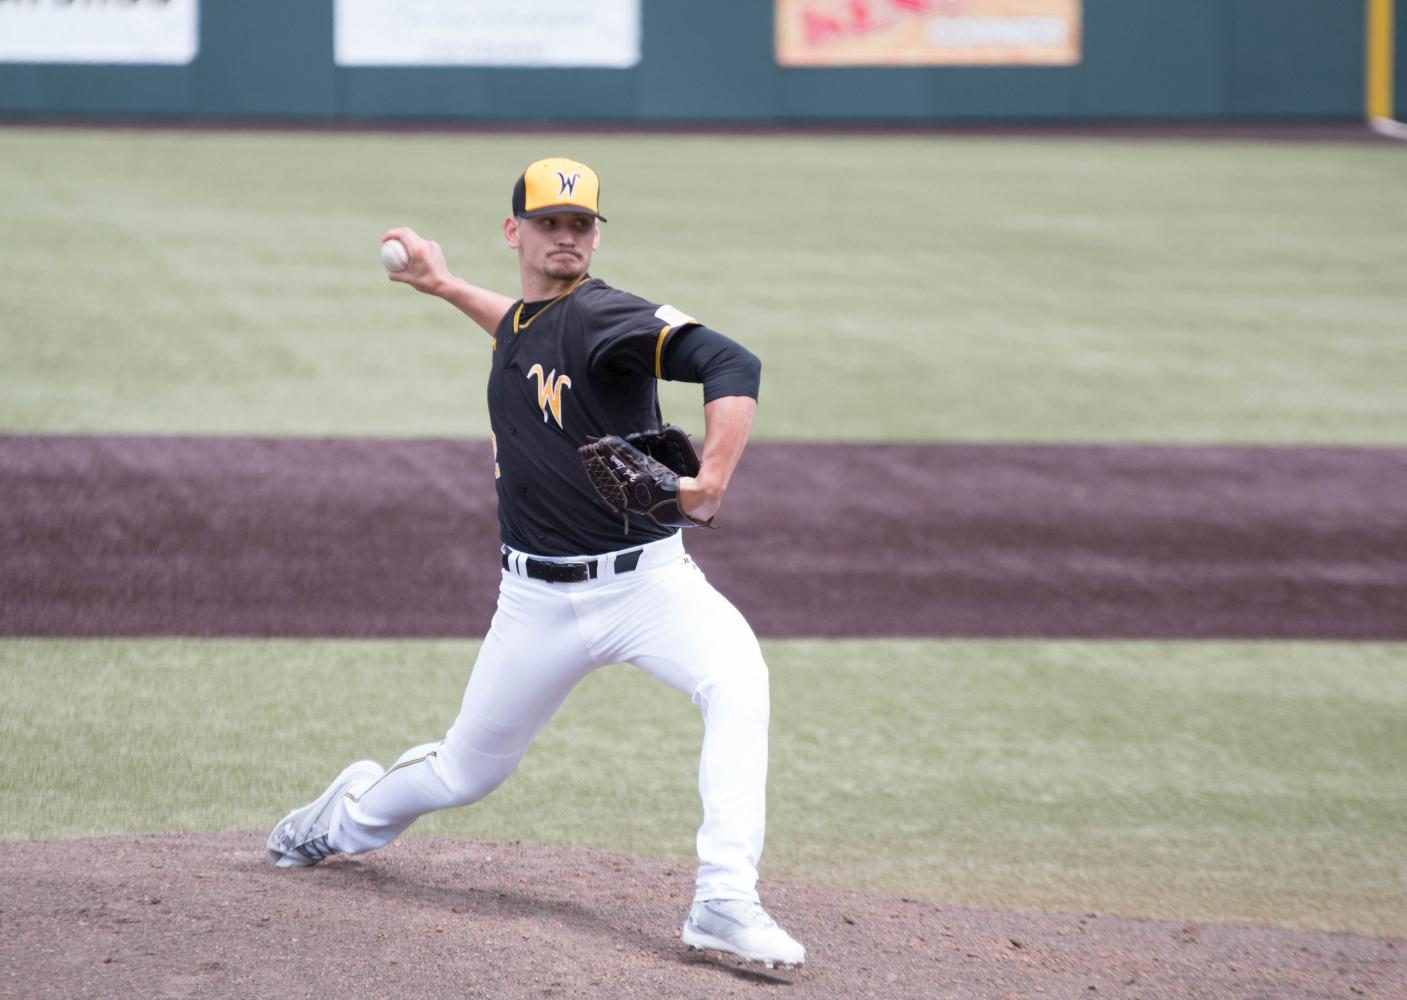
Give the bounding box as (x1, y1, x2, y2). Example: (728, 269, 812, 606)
(776, 0, 1082, 66)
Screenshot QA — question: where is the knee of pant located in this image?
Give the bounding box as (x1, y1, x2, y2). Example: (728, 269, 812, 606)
(433, 743, 522, 807)
(697, 666, 770, 728)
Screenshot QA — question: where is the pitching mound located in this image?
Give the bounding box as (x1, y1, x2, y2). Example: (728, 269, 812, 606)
(2, 834, 1400, 1000)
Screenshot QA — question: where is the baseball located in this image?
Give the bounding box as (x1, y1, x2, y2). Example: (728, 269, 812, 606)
(380, 238, 410, 272)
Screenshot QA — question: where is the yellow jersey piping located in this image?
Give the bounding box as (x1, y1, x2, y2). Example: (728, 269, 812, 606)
(513, 277, 591, 334)
(654, 326, 673, 379)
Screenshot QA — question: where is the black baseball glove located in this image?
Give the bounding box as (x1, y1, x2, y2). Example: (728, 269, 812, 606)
(579, 425, 713, 531)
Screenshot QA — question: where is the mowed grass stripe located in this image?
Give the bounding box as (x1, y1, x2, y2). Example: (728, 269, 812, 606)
(2, 638, 1402, 937)
(1, 128, 1404, 443)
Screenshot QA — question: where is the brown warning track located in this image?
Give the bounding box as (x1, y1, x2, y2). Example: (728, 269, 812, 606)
(2, 434, 1405, 640)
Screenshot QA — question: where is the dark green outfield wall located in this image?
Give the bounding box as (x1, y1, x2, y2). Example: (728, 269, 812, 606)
(0, 0, 1388, 122)
(1400, 0, 1407, 112)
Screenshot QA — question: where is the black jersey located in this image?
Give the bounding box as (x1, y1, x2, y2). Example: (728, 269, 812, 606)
(488, 276, 702, 556)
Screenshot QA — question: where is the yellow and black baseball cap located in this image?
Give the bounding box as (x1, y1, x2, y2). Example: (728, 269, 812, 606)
(512, 157, 606, 222)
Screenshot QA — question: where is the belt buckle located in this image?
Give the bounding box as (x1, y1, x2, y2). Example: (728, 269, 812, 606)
(504, 549, 601, 584)
(559, 560, 592, 583)
(537, 558, 591, 583)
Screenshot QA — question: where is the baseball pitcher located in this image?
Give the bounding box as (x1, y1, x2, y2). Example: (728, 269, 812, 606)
(265, 157, 806, 969)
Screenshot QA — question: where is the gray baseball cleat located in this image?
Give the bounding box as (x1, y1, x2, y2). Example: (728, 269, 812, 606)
(681, 898, 807, 968)
(265, 760, 384, 869)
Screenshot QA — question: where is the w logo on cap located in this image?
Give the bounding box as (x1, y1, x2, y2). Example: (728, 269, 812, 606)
(556, 171, 581, 197)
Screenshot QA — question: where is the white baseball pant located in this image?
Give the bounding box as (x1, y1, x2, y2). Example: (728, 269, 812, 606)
(328, 531, 771, 903)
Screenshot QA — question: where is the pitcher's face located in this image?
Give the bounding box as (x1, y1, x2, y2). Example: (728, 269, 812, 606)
(507, 212, 600, 283)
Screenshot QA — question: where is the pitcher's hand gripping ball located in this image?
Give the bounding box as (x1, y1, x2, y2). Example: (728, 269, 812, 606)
(579, 426, 713, 531)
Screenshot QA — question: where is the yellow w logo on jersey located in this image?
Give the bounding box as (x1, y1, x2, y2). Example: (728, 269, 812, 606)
(526, 364, 573, 427)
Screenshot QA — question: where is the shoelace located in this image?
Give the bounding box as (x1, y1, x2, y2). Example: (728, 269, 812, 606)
(296, 834, 333, 861)
(704, 900, 777, 930)
(741, 903, 778, 929)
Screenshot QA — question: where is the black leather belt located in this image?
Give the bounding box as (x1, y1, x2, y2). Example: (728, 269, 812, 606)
(503, 548, 644, 584)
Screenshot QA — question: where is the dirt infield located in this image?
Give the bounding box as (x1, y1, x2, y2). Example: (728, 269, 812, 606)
(2, 833, 1402, 1000)
(3, 435, 1405, 639)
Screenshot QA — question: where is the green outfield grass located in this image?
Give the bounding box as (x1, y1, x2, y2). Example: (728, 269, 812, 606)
(2, 637, 1402, 937)
(1, 127, 1405, 443)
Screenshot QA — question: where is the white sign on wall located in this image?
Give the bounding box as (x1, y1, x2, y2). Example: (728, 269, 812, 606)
(0, 0, 199, 65)
(335, 0, 640, 68)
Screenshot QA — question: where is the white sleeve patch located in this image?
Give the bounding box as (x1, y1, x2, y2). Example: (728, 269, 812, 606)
(655, 304, 698, 328)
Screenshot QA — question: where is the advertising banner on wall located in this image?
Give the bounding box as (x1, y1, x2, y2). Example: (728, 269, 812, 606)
(776, 0, 1081, 67)
(0, 0, 198, 65)
(335, 0, 640, 68)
